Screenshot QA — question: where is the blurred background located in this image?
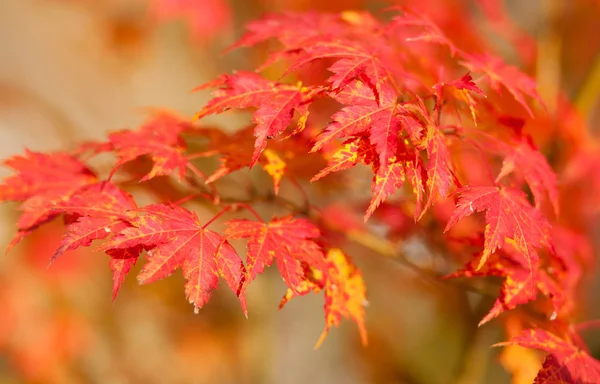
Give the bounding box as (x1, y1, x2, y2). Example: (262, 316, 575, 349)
(1, 0, 599, 383)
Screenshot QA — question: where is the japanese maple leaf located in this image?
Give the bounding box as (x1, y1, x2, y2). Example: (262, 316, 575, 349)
(312, 80, 414, 172)
(387, 7, 459, 56)
(444, 186, 552, 274)
(496, 329, 600, 384)
(311, 136, 377, 182)
(0, 150, 97, 251)
(460, 53, 543, 116)
(366, 149, 426, 221)
(108, 247, 142, 301)
(495, 134, 559, 215)
(51, 182, 137, 258)
(108, 113, 192, 181)
(433, 73, 485, 125)
(150, 0, 232, 43)
(223, 215, 325, 296)
(227, 11, 352, 51)
(279, 248, 368, 349)
(194, 71, 316, 166)
(50, 182, 139, 300)
(446, 249, 562, 325)
(278, 36, 390, 94)
(422, 132, 456, 217)
(103, 204, 246, 313)
(316, 248, 367, 348)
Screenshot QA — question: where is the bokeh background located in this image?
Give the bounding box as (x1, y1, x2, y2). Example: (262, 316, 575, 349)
(1, 0, 599, 383)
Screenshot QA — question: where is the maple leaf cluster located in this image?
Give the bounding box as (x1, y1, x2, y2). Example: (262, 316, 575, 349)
(2, 7, 600, 381)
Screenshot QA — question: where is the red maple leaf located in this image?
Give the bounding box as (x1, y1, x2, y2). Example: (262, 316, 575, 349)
(280, 36, 390, 93)
(460, 53, 543, 117)
(108, 113, 192, 181)
(103, 204, 246, 313)
(387, 7, 459, 56)
(227, 11, 355, 52)
(496, 329, 600, 384)
(444, 185, 552, 274)
(194, 72, 317, 166)
(223, 215, 325, 296)
(49, 182, 139, 300)
(367, 152, 426, 221)
(446, 248, 562, 325)
(422, 130, 457, 217)
(433, 72, 485, 125)
(495, 134, 559, 215)
(0, 150, 97, 251)
(51, 182, 136, 258)
(311, 80, 407, 164)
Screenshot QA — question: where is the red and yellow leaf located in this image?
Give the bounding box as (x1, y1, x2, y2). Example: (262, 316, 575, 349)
(279, 248, 368, 349)
(194, 72, 316, 165)
(103, 204, 246, 313)
(223, 215, 325, 295)
(445, 186, 551, 274)
(496, 329, 600, 384)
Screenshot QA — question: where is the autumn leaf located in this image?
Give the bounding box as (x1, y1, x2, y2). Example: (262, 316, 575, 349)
(223, 215, 325, 296)
(366, 148, 426, 221)
(495, 329, 600, 384)
(279, 248, 368, 349)
(103, 204, 246, 314)
(387, 7, 459, 56)
(48, 182, 139, 300)
(311, 80, 404, 165)
(311, 136, 377, 182)
(227, 11, 353, 52)
(316, 248, 367, 348)
(460, 53, 543, 117)
(0, 150, 97, 251)
(107, 248, 141, 301)
(495, 134, 559, 215)
(433, 72, 485, 125)
(108, 113, 192, 182)
(446, 248, 562, 325)
(261, 149, 286, 194)
(367, 158, 410, 221)
(194, 71, 317, 166)
(422, 132, 456, 217)
(281, 37, 389, 94)
(51, 182, 136, 258)
(444, 186, 552, 274)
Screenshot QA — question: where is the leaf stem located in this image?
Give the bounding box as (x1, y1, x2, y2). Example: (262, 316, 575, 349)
(232, 202, 264, 222)
(170, 192, 214, 206)
(186, 162, 220, 203)
(185, 150, 220, 160)
(286, 175, 310, 213)
(202, 206, 233, 229)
